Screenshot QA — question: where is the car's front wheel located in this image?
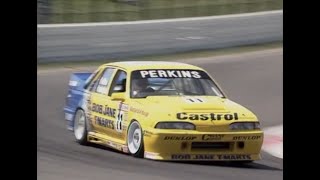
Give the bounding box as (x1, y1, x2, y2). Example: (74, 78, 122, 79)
(74, 109, 88, 145)
(127, 121, 144, 158)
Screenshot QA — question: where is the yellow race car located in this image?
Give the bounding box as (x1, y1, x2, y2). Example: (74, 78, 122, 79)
(64, 61, 263, 162)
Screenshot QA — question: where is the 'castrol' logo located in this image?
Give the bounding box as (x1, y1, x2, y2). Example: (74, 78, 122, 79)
(177, 112, 239, 121)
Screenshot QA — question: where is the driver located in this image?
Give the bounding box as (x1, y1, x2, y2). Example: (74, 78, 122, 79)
(132, 78, 154, 97)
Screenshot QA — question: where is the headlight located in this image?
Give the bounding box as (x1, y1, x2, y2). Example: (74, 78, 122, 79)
(229, 122, 260, 130)
(155, 122, 195, 130)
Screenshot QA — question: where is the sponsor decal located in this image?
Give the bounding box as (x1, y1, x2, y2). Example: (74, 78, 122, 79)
(109, 142, 117, 148)
(216, 154, 252, 160)
(94, 116, 114, 129)
(115, 144, 123, 151)
(144, 152, 159, 159)
(106, 141, 122, 150)
(143, 130, 153, 136)
(69, 80, 78, 86)
(106, 141, 112, 146)
(83, 92, 93, 127)
(92, 103, 116, 118)
(131, 69, 210, 79)
(164, 136, 197, 141)
(130, 107, 149, 117)
(139, 70, 201, 78)
(122, 146, 129, 153)
(202, 134, 225, 140)
(177, 112, 239, 121)
(171, 154, 252, 160)
(233, 136, 261, 141)
(122, 125, 127, 131)
(118, 103, 129, 112)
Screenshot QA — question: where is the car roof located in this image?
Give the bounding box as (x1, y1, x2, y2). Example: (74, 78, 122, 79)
(102, 61, 204, 71)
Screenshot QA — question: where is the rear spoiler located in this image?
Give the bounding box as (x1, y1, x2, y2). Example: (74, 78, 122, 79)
(68, 72, 93, 90)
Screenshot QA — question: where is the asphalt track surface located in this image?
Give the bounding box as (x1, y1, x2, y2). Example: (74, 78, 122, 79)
(37, 11, 282, 62)
(37, 48, 283, 180)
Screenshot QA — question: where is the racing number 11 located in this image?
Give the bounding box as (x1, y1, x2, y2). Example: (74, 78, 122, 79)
(116, 104, 124, 132)
(116, 111, 123, 132)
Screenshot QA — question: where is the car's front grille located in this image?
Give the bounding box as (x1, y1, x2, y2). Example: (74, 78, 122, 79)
(191, 142, 231, 150)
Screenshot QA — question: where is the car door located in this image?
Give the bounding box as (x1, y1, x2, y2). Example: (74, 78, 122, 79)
(106, 69, 129, 140)
(87, 67, 117, 134)
(81, 67, 104, 131)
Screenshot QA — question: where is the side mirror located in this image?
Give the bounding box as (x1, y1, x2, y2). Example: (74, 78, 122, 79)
(111, 92, 125, 101)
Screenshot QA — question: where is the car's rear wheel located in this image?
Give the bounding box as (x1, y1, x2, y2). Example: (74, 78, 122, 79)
(74, 109, 88, 145)
(127, 121, 144, 158)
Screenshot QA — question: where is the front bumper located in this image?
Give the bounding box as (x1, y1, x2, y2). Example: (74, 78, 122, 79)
(143, 129, 263, 161)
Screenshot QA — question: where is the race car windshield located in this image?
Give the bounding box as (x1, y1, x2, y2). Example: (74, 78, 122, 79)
(130, 69, 225, 98)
